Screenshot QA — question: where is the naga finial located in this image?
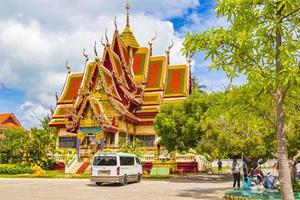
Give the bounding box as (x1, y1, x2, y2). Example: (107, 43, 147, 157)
(55, 91, 59, 102)
(94, 41, 99, 60)
(100, 37, 105, 47)
(148, 31, 157, 46)
(50, 106, 54, 115)
(65, 60, 71, 74)
(83, 48, 89, 62)
(166, 39, 174, 54)
(148, 31, 157, 56)
(166, 39, 174, 65)
(114, 16, 118, 31)
(105, 28, 110, 46)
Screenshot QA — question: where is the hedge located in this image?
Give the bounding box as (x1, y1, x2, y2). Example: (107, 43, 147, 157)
(0, 164, 33, 174)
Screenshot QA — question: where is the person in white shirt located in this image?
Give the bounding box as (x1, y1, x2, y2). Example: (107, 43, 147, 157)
(232, 160, 241, 188)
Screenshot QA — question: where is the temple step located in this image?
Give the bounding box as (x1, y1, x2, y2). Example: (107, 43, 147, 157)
(76, 162, 90, 174)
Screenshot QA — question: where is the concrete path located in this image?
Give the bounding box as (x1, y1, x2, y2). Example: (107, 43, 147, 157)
(0, 174, 232, 200)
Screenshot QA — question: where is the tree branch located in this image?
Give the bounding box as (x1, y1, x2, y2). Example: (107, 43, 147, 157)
(279, 7, 300, 23)
(244, 100, 276, 129)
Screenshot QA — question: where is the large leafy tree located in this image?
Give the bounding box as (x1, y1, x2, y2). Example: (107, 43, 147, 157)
(198, 85, 276, 170)
(0, 128, 29, 164)
(183, 0, 299, 198)
(0, 117, 57, 169)
(154, 90, 207, 152)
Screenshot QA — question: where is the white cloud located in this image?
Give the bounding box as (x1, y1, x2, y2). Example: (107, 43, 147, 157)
(179, 9, 229, 34)
(18, 101, 49, 128)
(0, 1, 196, 127)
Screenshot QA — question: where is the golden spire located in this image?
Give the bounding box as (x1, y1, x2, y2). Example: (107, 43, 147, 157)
(120, 1, 139, 49)
(126, 1, 130, 27)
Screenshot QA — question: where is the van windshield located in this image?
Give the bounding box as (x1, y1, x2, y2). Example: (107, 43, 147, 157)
(93, 156, 117, 166)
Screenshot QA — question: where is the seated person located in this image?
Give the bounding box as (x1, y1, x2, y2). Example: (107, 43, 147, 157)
(263, 172, 275, 189)
(242, 176, 251, 190)
(251, 178, 265, 192)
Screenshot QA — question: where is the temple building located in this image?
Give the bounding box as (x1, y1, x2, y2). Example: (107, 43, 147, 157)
(0, 113, 22, 144)
(49, 4, 191, 160)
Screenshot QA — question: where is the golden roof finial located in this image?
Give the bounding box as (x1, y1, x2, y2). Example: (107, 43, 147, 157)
(126, 1, 130, 27)
(65, 60, 71, 74)
(55, 91, 59, 102)
(100, 37, 105, 47)
(114, 16, 118, 31)
(148, 31, 157, 56)
(166, 39, 174, 54)
(83, 49, 89, 62)
(50, 106, 54, 115)
(148, 31, 157, 46)
(105, 28, 110, 46)
(94, 41, 99, 61)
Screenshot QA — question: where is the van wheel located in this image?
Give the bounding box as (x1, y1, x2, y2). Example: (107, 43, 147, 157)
(122, 175, 128, 186)
(95, 182, 102, 186)
(137, 173, 141, 183)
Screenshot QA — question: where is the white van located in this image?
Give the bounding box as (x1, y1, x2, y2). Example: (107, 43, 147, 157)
(91, 153, 142, 186)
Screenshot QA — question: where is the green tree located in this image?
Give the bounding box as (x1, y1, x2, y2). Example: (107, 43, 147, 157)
(183, 1, 299, 198)
(154, 90, 207, 152)
(0, 128, 29, 164)
(0, 117, 57, 169)
(197, 86, 276, 170)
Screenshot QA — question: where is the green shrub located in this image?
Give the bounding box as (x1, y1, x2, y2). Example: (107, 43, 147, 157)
(0, 164, 33, 174)
(293, 180, 300, 192)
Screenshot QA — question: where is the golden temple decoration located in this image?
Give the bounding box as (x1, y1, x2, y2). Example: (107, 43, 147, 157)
(148, 31, 157, 56)
(80, 107, 97, 127)
(114, 16, 118, 32)
(83, 49, 89, 62)
(65, 60, 71, 74)
(94, 41, 99, 61)
(105, 28, 110, 46)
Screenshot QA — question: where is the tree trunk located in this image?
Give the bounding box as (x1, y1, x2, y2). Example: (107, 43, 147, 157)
(275, 89, 294, 199)
(274, 3, 294, 198)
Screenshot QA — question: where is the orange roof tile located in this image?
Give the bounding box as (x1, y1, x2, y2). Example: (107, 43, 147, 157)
(0, 113, 22, 128)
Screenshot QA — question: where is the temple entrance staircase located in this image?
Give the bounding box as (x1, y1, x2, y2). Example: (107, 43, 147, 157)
(65, 155, 90, 174)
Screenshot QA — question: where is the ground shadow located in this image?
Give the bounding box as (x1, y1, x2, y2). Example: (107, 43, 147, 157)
(86, 182, 137, 187)
(166, 173, 233, 184)
(176, 187, 228, 200)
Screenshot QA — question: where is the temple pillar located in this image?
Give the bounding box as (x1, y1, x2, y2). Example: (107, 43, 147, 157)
(115, 131, 119, 147)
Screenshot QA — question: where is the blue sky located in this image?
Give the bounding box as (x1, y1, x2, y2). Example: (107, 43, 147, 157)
(0, 0, 244, 128)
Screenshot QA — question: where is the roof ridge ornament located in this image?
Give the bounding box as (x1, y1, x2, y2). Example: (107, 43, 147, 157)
(94, 41, 99, 61)
(55, 91, 59, 102)
(65, 60, 71, 74)
(166, 39, 174, 65)
(126, 1, 130, 27)
(50, 106, 54, 115)
(105, 28, 110, 46)
(83, 49, 89, 62)
(148, 31, 157, 56)
(101, 37, 105, 47)
(114, 16, 118, 32)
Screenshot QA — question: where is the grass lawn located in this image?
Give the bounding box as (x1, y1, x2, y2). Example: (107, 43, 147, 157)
(212, 166, 230, 173)
(0, 170, 90, 179)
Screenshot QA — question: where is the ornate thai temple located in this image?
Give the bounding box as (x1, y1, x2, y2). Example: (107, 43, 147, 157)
(49, 3, 191, 161)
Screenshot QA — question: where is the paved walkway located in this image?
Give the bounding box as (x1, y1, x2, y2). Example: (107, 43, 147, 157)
(0, 174, 232, 200)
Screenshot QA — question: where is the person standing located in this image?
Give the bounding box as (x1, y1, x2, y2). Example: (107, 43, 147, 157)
(217, 159, 223, 174)
(232, 160, 241, 189)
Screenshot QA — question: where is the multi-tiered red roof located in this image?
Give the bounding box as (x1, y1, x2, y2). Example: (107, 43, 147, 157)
(50, 5, 191, 133)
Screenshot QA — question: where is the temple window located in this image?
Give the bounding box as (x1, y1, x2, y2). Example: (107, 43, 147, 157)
(59, 136, 77, 148)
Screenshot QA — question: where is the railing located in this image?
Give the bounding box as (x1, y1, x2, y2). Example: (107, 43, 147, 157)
(141, 154, 196, 162)
(51, 154, 64, 162)
(66, 154, 77, 168)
